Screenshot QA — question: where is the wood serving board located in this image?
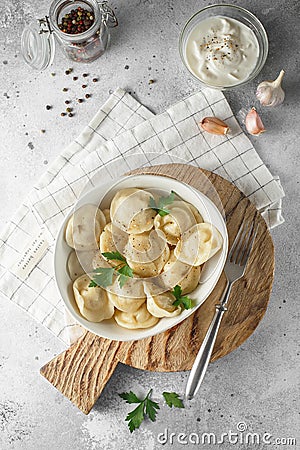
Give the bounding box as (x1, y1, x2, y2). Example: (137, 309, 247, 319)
(40, 164, 274, 414)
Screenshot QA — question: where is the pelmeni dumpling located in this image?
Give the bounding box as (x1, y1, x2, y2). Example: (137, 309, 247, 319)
(154, 200, 198, 245)
(144, 283, 181, 318)
(103, 208, 111, 223)
(67, 250, 95, 281)
(158, 250, 201, 294)
(107, 291, 146, 313)
(124, 230, 170, 277)
(174, 223, 223, 266)
(110, 188, 155, 234)
(188, 204, 204, 224)
(99, 222, 128, 265)
(73, 274, 114, 322)
(65, 204, 106, 250)
(114, 303, 159, 329)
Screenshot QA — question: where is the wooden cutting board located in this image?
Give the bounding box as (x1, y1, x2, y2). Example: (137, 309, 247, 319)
(40, 164, 274, 414)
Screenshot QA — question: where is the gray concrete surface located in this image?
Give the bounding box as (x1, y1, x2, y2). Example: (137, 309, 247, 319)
(0, 0, 299, 449)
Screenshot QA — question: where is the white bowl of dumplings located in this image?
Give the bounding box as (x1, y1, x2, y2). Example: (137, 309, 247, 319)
(55, 174, 228, 341)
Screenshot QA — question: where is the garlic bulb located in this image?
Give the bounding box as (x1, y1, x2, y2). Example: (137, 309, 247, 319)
(256, 70, 285, 107)
(245, 107, 266, 136)
(200, 117, 230, 135)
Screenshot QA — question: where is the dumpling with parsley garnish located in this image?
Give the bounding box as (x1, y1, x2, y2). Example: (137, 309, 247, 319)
(110, 188, 155, 234)
(73, 274, 114, 322)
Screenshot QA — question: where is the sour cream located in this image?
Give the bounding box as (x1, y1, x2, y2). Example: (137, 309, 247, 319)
(184, 16, 259, 87)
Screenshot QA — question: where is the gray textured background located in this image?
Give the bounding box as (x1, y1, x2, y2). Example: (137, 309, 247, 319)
(0, 1, 299, 449)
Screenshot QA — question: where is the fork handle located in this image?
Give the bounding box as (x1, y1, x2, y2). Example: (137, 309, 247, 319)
(185, 283, 232, 400)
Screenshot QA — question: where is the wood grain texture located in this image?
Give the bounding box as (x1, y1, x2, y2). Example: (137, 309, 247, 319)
(40, 163, 274, 414)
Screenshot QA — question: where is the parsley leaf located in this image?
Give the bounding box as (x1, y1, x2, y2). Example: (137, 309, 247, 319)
(90, 252, 134, 289)
(117, 264, 134, 288)
(102, 251, 126, 262)
(88, 267, 114, 288)
(119, 389, 159, 433)
(149, 191, 175, 217)
(171, 285, 195, 310)
(162, 392, 184, 408)
(119, 391, 141, 404)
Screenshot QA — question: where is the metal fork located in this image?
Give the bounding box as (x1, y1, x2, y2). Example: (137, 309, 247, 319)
(185, 219, 258, 400)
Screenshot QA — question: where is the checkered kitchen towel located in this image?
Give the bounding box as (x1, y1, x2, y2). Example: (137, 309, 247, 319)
(0, 87, 285, 345)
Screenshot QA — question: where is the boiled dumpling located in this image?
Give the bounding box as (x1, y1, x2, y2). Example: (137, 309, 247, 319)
(107, 291, 146, 313)
(92, 250, 112, 270)
(174, 223, 223, 266)
(144, 283, 181, 318)
(124, 229, 170, 277)
(154, 200, 199, 245)
(158, 250, 201, 294)
(114, 303, 159, 329)
(99, 222, 128, 265)
(103, 208, 111, 223)
(188, 203, 204, 224)
(67, 250, 95, 281)
(110, 188, 155, 234)
(65, 204, 106, 250)
(73, 274, 114, 322)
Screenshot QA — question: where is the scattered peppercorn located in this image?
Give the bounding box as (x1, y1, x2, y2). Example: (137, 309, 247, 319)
(51, 72, 56, 76)
(77, 98, 84, 103)
(73, 76, 78, 81)
(58, 7, 95, 35)
(65, 68, 73, 75)
(82, 84, 87, 88)
(46, 105, 52, 110)
(66, 107, 72, 113)
(85, 93, 91, 99)
(92, 78, 98, 82)
(68, 113, 74, 117)
(61, 112, 66, 116)
(148, 79, 154, 84)
(65, 100, 70, 104)
(124, 65, 129, 70)
(62, 87, 68, 92)
(83, 73, 89, 77)
(40, 129, 46, 133)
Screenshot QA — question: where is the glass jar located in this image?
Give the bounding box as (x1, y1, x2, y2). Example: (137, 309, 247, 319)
(21, 0, 118, 70)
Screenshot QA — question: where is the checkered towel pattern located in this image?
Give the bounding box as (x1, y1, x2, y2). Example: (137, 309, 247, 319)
(0, 87, 284, 345)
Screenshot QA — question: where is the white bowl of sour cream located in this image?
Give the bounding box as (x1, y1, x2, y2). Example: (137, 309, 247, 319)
(179, 4, 268, 89)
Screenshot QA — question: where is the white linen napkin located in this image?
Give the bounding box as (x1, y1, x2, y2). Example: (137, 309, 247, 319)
(0, 87, 285, 345)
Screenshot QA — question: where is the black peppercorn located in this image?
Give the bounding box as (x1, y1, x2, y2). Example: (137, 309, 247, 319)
(66, 107, 72, 113)
(82, 84, 87, 88)
(83, 73, 89, 77)
(73, 76, 78, 81)
(85, 93, 91, 99)
(68, 113, 74, 117)
(46, 105, 52, 110)
(62, 87, 68, 92)
(92, 78, 98, 82)
(61, 112, 66, 117)
(77, 98, 84, 103)
(65, 100, 70, 104)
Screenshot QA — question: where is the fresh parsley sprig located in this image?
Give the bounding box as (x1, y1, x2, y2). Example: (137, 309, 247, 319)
(172, 285, 194, 310)
(119, 389, 185, 432)
(149, 191, 175, 217)
(163, 392, 184, 408)
(119, 389, 160, 433)
(89, 251, 133, 289)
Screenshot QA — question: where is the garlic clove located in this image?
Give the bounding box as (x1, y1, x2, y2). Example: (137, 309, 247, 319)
(245, 107, 266, 136)
(256, 69, 285, 107)
(200, 117, 230, 135)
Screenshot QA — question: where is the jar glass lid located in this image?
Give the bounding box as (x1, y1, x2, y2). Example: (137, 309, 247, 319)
(21, 19, 55, 70)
